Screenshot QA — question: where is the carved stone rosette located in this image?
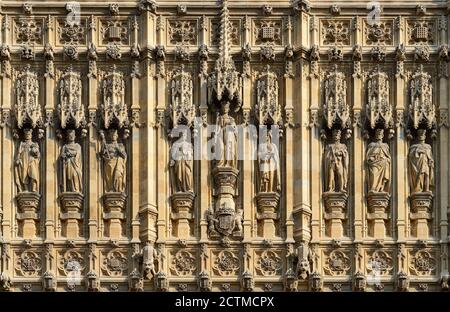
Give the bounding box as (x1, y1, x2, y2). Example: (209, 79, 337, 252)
(256, 192, 280, 238)
(170, 191, 195, 238)
(59, 192, 83, 237)
(323, 192, 347, 238)
(103, 192, 127, 239)
(16, 192, 41, 238)
(366, 192, 390, 237)
(409, 192, 433, 239)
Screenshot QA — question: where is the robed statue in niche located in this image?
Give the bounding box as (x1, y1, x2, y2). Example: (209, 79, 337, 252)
(170, 130, 193, 193)
(408, 129, 434, 194)
(60, 129, 83, 193)
(101, 129, 127, 193)
(366, 129, 391, 193)
(324, 129, 349, 193)
(15, 128, 40, 193)
(214, 101, 238, 169)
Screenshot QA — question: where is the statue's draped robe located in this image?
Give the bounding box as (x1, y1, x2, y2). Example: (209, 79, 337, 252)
(170, 139, 193, 193)
(258, 141, 281, 193)
(61, 143, 83, 193)
(366, 141, 391, 192)
(324, 142, 348, 192)
(408, 142, 434, 193)
(103, 142, 127, 193)
(215, 114, 237, 169)
(15, 140, 40, 192)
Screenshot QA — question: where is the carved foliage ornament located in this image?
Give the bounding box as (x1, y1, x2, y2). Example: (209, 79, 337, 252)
(15, 65, 41, 129)
(58, 250, 85, 276)
(213, 250, 240, 276)
(59, 67, 85, 129)
(367, 250, 393, 276)
(168, 20, 197, 45)
(102, 250, 128, 276)
(15, 251, 42, 277)
(321, 20, 350, 46)
(409, 249, 436, 276)
(365, 21, 393, 46)
(15, 18, 43, 45)
(323, 66, 349, 129)
(409, 66, 435, 129)
(256, 250, 282, 276)
(170, 250, 196, 276)
(102, 66, 128, 129)
(171, 65, 194, 127)
(256, 65, 280, 126)
(324, 250, 351, 276)
(366, 67, 392, 129)
(58, 20, 86, 45)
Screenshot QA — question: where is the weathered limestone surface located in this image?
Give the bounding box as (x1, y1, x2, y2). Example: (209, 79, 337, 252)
(0, 0, 449, 292)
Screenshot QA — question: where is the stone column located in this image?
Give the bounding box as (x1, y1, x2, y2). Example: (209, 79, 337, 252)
(130, 72, 141, 244)
(393, 17, 408, 241)
(139, 11, 158, 244)
(44, 55, 56, 241)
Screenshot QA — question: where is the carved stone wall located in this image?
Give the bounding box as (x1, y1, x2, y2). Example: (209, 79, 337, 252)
(0, 0, 449, 292)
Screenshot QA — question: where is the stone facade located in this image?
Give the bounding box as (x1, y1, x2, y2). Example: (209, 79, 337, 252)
(0, 0, 449, 292)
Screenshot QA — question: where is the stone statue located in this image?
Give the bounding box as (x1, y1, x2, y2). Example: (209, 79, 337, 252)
(141, 241, 158, 279)
(101, 129, 127, 193)
(60, 129, 83, 193)
(366, 129, 391, 193)
(408, 129, 434, 194)
(324, 129, 349, 193)
(258, 132, 281, 193)
(169, 131, 193, 193)
(234, 208, 243, 233)
(214, 101, 237, 169)
(15, 128, 40, 193)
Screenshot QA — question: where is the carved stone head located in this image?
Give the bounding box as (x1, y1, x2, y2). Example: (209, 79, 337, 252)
(375, 129, 384, 142)
(66, 129, 76, 143)
(23, 128, 33, 141)
(417, 129, 426, 142)
(221, 101, 231, 115)
(332, 129, 342, 143)
(108, 129, 119, 142)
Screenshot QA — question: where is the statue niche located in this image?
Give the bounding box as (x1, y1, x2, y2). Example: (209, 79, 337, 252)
(365, 128, 391, 238)
(100, 129, 127, 239)
(169, 129, 195, 238)
(14, 128, 41, 238)
(323, 129, 349, 238)
(213, 101, 238, 169)
(408, 129, 434, 239)
(255, 130, 281, 238)
(59, 129, 84, 237)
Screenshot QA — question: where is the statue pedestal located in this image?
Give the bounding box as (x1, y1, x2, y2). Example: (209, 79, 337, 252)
(211, 167, 240, 238)
(103, 192, 127, 239)
(323, 192, 347, 238)
(367, 192, 390, 238)
(170, 191, 195, 238)
(60, 192, 84, 237)
(16, 192, 40, 238)
(256, 192, 280, 238)
(410, 192, 433, 239)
